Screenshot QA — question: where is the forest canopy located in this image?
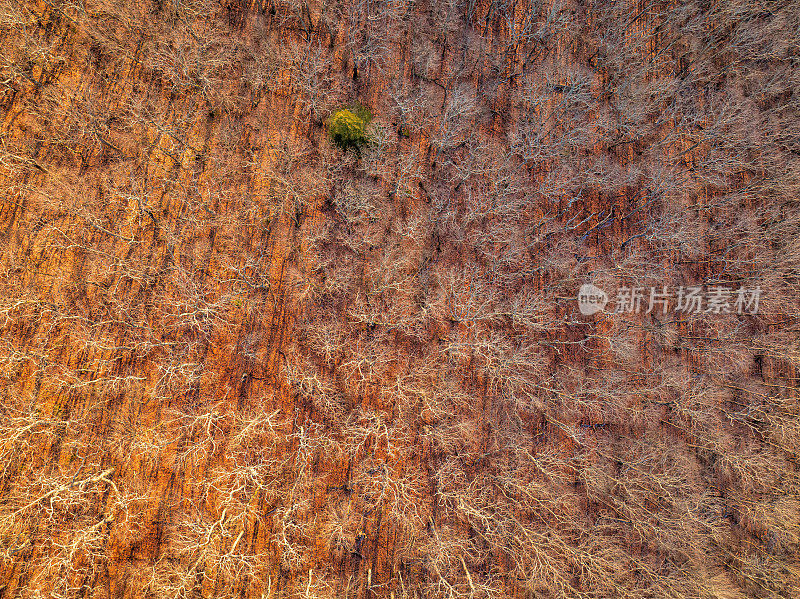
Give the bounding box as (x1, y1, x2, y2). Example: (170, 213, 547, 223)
(0, 0, 798, 598)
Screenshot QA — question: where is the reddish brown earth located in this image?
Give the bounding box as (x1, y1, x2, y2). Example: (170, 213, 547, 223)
(0, 0, 799, 597)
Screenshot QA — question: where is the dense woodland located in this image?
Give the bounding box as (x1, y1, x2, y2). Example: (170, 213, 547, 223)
(0, 0, 799, 597)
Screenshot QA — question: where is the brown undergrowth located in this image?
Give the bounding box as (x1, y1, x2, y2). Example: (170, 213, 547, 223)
(0, 0, 798, 597)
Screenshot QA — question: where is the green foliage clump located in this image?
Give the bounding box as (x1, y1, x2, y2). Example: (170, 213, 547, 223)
(328, 106, 372, 151)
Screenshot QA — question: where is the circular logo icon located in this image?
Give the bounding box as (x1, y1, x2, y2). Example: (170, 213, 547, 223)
(578, 284, 608, 316)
